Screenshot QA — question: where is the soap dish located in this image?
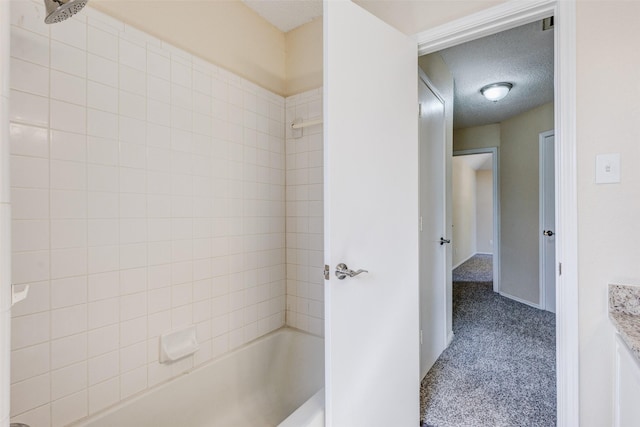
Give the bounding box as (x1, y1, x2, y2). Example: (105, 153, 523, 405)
(159, 325, 199, 364)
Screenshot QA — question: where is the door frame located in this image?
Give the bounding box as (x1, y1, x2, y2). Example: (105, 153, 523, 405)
(453, 148, 500, 294)
(539, 130, 555, 312)
(415, 0, 579, 425)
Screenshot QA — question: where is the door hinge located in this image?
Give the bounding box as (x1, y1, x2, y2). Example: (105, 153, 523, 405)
(559, 262, 562, 276)
(419, 216, 423, 232)
(418, 103, 422, 117)
(420, 330, 423, 345)
(324, 264, 330, 281)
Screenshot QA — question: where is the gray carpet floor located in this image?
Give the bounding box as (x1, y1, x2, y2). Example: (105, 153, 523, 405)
(452, 253, 493, 283)
(420, 255, 556, 427)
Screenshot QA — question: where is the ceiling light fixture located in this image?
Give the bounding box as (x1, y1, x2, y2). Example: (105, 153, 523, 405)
(480, 82, 513, 102)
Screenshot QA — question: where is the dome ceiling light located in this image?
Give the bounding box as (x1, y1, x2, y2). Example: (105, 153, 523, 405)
(480, 82, 513, 102)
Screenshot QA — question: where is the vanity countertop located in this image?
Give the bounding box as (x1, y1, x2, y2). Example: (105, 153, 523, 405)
(609, 284, 640, 362)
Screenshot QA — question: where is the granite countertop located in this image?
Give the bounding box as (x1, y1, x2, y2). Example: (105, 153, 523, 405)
(609, 284, 640, 362)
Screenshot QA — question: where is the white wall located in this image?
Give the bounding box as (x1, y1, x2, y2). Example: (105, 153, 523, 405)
(576, 3, 640, 424)
(500, 103, 553, 305)
(454, 123, 500, 151)
(8, 3, 286, 425)
(284, 89, 324, 336)
(285, 19, 322, 97)
(93, 0, 325, 97)
(90, 0, 287, 95)
(355, 0, 507, 35)
(452, 158, 494, 266)
(475, 169, 493, 254)
(452, 157, 476, 267)
(0, 1, 12, 426)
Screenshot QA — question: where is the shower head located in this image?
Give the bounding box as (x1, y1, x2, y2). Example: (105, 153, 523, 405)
(44, 0, 89, 24)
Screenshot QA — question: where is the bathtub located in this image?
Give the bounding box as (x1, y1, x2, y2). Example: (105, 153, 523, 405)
(73, 328, 324, 427)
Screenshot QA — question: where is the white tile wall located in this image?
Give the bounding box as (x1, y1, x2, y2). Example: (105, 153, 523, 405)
(8, 1, 286, 425)
(284, 89, 324, 336)
(1, 3, 12, 425)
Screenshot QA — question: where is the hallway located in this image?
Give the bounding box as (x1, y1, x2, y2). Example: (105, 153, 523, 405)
(420, 255, 556, 427)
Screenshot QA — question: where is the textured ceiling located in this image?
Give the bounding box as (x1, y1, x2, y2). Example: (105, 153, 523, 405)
(242, 0, 322, 32)
(438, 21, 554, 129)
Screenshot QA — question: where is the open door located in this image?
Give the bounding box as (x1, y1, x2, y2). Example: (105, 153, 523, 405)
(418, 75, 448, 378)
(539, 131, 556, 312)
(324, 1, 419, 425)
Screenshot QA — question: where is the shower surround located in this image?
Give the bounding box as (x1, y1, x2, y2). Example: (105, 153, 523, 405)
(5, 1, 324, 425)
(284, 90, 324, 337)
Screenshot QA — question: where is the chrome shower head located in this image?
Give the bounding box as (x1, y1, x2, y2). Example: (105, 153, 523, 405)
(44, 0, 89, 24)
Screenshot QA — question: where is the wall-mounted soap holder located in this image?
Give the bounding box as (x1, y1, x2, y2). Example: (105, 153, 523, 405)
(12, 284, 29, 306)
(159, 325, 199, 364)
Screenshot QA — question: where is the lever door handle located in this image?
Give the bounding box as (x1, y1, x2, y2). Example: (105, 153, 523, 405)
(335, 263, 369, 280)
(440, 237, 451, 245)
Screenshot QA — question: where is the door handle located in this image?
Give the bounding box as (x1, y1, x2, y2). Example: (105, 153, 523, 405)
(335, 263, 368, 280)
(543, 230, 554, 236)
(440, 237, 451, 245)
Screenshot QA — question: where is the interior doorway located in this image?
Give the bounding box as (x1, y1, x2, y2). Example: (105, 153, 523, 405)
(323, 0, 577, 424)
(420, 18, 557, 426)
(452, 149, 499, 292)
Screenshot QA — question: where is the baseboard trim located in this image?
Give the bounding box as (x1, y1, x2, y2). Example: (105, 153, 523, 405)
(452, 252, 494, 270)
(499, 291, 541, 309)
(452, 253, 476, 270)
(446, 331, 454, 347)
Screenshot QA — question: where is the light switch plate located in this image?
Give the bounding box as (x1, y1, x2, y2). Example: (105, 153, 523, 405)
(595, 153, 621, 184)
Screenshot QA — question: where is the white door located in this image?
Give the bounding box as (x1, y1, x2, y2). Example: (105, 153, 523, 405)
(324, 1, 419, 426)
(539, 131, 555, 312)
(418, 75, 447, 378)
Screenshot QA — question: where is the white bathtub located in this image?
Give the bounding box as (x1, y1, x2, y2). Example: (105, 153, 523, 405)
(278, 388, 325, 427)
(73, 328, 324, 427)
